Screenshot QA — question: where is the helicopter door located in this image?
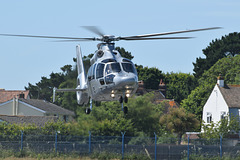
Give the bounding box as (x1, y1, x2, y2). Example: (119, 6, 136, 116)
(92, 63, 105, 95)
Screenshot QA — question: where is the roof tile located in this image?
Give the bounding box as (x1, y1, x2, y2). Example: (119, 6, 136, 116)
(218, 84, 240, 108)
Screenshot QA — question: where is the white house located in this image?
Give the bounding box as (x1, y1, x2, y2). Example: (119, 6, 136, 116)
(202, 75, 240, 125)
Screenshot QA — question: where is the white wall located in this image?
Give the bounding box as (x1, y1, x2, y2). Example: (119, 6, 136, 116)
(202, 85, 229, 124)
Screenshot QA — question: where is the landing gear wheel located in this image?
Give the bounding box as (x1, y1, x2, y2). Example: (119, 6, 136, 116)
(119, 96, 123, 103)
(124, 96, 128, 103)
(123, 106, 128, 114)
(86, 108, 91, 114)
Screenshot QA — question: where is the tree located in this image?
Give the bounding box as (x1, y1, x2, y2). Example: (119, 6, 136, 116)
(159, 107, 199, 144)
(76, 92, 164, 137)
(136, 65, 164, 89)
(115, 47, 134, 60)
(193, 32, 240, 78)
(182, 55, 240, 120)
(163, 72, 197, 104)
(25, 72, 65, 101)
(126, 92, 164, 136)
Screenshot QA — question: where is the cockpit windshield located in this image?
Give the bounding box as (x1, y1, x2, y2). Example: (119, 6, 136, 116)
(102, 59, 117, 63)
(105, 62, 121, 75)
(122, 63, 136, 73)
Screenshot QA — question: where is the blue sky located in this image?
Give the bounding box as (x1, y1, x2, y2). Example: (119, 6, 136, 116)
(0, 0, 239, 90)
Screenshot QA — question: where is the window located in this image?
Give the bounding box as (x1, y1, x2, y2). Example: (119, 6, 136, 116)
(207, 112, 212, 123)
(105, 63, 121, 75)
(92, 64, 96, 79)
(96, 63, 104, 79)
(122, 63, 135, 73)
(221, 111, 227, 120)
(63, 115, 68, 122)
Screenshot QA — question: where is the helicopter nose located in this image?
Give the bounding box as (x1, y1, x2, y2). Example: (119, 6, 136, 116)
(116, 76, 138, 87)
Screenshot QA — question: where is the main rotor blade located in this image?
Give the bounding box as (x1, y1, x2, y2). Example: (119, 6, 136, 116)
(52, 39, 99, 42)
(0, 33, 96, 41)
(122, 27, 221, 39)
(82, 26, 105, 37)
(120, 37, 194, 40)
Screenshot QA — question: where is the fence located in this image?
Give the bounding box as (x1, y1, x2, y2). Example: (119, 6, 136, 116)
(0, 132, 240, 160)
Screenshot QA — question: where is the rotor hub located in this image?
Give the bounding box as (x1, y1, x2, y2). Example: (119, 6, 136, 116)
(102, 35, 117, 43)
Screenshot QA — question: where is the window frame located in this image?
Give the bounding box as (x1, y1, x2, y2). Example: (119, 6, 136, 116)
(206, 112, 212, 123)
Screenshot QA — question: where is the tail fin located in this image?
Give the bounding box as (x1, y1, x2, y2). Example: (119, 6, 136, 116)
(76, 45, 89, 105)
(76, 45, 85, 76)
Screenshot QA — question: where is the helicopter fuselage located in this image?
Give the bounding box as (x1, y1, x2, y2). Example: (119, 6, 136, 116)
(86, 43, 138, 102)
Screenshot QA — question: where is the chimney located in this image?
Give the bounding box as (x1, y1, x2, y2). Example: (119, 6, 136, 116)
(217, 74, 224, 87)
(159, 79, 166, 96)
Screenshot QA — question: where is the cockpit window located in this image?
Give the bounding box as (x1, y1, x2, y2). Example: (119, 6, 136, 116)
(122, 63, 135, 73)
(105, 63, 121, 75)
(102, 59, 117, 63)
(96, 63, 104, 79)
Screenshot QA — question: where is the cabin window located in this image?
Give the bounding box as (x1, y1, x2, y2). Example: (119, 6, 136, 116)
(122, 63, 135, 73)
(105, 63, 121, 75)
(207, 112, 212, 123)
(96, 63, 104, 79)
(92, 64, 96, 79)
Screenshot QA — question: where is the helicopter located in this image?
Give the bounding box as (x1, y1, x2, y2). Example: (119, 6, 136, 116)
(0, 26, 220, 114)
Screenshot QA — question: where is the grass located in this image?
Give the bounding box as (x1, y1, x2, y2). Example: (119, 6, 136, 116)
(0, 149, 149, 160)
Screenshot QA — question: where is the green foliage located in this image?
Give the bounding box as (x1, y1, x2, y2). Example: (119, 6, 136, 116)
(25, 71, 67, 102)
(41, 120, 70, 135)
(163, 72, 197, 104)
(157, 133, 178, 144)
(76, 92, 164, 137)
(181, 84, 214, 121)
(115, 46, 134, 60)
(182, 55, 240, 119)
(159, 107, 199, 143)
(126, 92, 164, 136)
(0, 122, 40, 138)
(201, 116, 240, 139)
(136, 65, 164, 89)
(0, 120, 88, 137)
(193, 32, 240, 78)
(128, 132, 153, 145)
